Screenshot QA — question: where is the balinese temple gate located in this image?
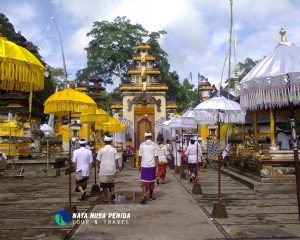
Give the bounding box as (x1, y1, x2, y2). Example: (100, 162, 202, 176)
(112, 44, 177, 148)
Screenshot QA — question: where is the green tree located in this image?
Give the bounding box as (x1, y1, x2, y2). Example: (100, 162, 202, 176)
(36, 67, 65, 103)
(78, 16, 198, 113)
(77, 16, 149, 84)
(238, 57, 260, 79)
(99, 88, 122, 114)
(226, 57, 259, 91)
(146, 31, 168, 82)
(176, 78, 197, 112)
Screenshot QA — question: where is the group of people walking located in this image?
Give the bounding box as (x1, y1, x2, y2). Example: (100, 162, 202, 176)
(71, 131, 203, 204)
(72, 136, 120, 202)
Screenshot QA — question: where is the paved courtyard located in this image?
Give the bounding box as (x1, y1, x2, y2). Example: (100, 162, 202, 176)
(0, 162, 299, 240)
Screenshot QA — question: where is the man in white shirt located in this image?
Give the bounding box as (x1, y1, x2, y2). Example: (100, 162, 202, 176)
(96, 136, 120, 203)
(139, 131, 158, 204)
(72, 139, 93, 201)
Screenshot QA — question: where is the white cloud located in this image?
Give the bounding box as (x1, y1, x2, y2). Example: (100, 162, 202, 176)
(109, 0, 186, 31)
(6, 2, 36, 24)
(3, 1, 44, 43)
(68, 25, 93, 59)
(3, 0, 300, 90)
(50, 0, 119, 22)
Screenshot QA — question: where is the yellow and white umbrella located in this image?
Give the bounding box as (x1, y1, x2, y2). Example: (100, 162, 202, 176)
(44, 88, 96, 207)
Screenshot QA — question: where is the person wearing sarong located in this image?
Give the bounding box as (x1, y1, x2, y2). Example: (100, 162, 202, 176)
(178, 140, 188, 173)
(156, 137, 168, 184)
(197, 137, 203, 168)
(165, 139, 173, 168)
(139, 131, 158, 204)
(72, 139, 93, 201)
(172, 137, 181, 172)
(96, 136, 120, 203)
(186, 138, 201, 183)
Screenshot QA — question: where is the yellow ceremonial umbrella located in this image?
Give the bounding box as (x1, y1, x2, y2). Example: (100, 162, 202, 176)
(96, 117, 125, 133)
(80, 108, 109, 123)
(44, 88, 96, 114)
(0, 35, 45, 92)
(44, 88, 96, 207)
(80, 108, 109, 149)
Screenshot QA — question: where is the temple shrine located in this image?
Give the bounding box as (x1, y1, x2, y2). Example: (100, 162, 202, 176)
(112, 44, 177, 148)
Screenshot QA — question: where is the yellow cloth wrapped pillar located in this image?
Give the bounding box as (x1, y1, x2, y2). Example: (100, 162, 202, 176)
(200, 124, 209, 139)
(270, 108, 276, 146)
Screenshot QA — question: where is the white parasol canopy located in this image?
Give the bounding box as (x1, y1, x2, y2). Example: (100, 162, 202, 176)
(169, 116, 197, 129)
(180, 109, 197, 127)
(168, 117, 182, 129)
(194, 96, 245, 124)
(240, 32, 300, 110)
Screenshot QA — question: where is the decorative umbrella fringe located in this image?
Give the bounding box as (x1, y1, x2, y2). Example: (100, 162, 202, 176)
(44, 102, 96, 115)
(0, 59, 44, 92)
(241, 84, 300, 110)
(195, 110, 245, 124)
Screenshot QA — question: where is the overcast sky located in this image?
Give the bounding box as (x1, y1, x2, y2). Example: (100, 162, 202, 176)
(1, 0, 300, 91)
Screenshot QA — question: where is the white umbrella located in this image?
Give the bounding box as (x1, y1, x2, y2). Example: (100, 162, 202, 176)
(239, 29, 300, 221)
(240, 43, 300, 109)
(180, 109, 198, 128)
(40, 124, 54, 170)
(194, 96, 245, 206)
(168, 117, 181, 129)
(194, 96, 245, 124)
(169, 116, 197, 130)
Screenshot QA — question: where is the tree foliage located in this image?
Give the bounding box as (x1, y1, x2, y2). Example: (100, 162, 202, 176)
(36, 67, 65, 103)
(78, 16, 199, 113)
(77, 16, 149, 84)
(77, 17, 171, 85)
(169, 76, 197, 113)
(238, 58, 260, 79)
(226, 57, 260, 91)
